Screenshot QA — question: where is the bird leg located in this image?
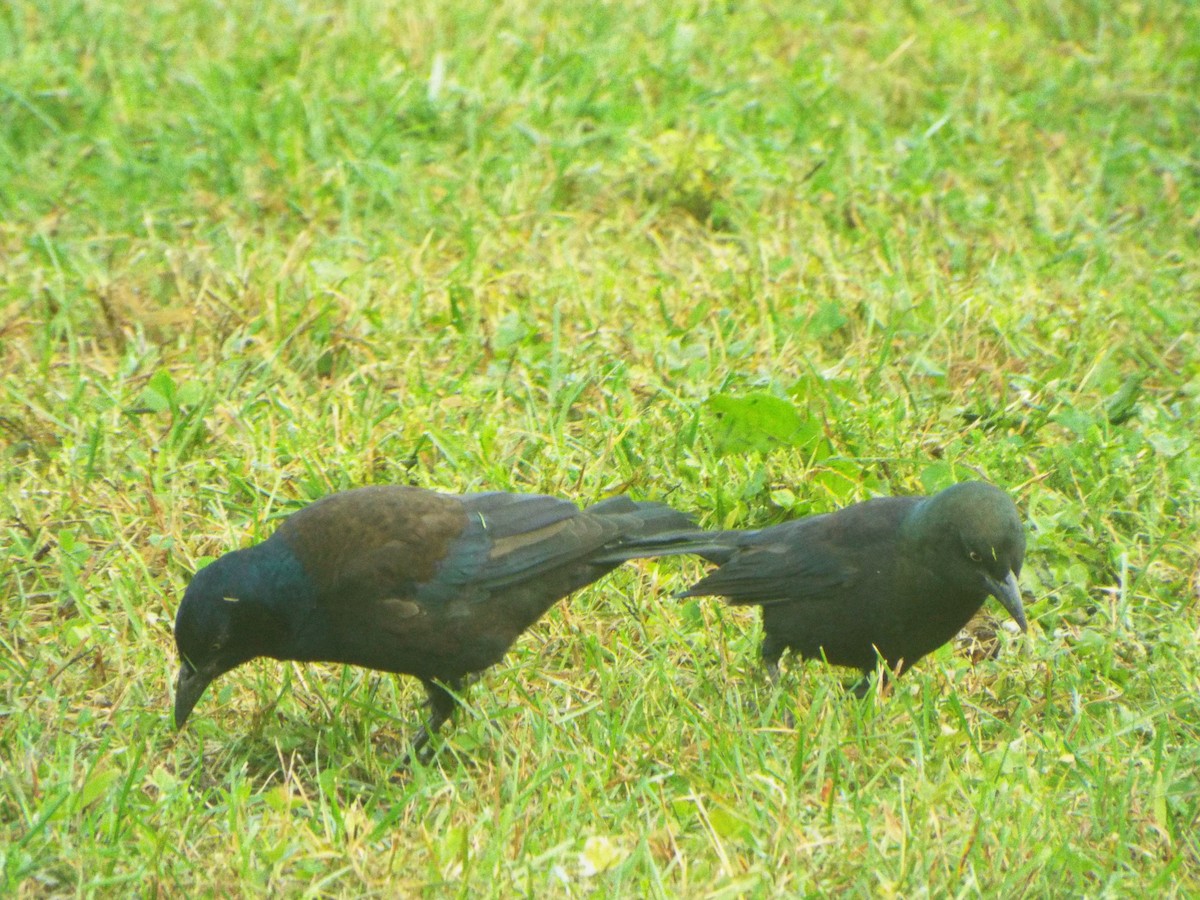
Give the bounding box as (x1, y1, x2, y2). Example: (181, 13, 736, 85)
(849, 663, 897, 699)
(761, 647, 796, 729)
(406, 679, 463, 765)
(761, 637, 785, 686)
(848, 674, 873, 698)
(765, 657, 783, 686)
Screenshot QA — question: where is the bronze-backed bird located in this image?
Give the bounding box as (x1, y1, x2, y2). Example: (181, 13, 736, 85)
(173, 486, 694, 757)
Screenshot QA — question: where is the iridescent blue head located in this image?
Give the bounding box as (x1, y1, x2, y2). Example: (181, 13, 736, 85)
(173, 540, 310, 728)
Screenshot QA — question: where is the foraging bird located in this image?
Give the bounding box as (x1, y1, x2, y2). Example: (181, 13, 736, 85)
(605, 481, 1027, 686)
(173, 486, 694, 756)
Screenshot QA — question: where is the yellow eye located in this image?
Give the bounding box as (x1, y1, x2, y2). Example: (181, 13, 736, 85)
(968, 550, 983, 563)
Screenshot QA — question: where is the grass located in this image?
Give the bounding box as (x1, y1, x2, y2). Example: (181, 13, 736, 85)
(3, 0, 1199, 894)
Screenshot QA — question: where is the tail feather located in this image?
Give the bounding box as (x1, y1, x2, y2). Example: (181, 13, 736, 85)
(586, 496, 696, 536)
(592, 525, 741, 567)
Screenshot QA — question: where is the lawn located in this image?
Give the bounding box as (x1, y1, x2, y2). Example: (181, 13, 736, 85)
(3, 0, 1199, 894)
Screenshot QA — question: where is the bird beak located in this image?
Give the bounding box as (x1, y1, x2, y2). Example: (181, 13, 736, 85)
(986, 570, 1027, 632)
(174, 660, 212, 729)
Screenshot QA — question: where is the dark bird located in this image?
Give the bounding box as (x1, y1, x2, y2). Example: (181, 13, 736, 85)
(604, 481, 1027, 688)
(173, 486, 693, 756)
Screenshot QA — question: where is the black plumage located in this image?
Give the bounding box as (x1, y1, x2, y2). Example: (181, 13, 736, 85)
(605, 481, 1027, 686)
(173, 486, 693, 756)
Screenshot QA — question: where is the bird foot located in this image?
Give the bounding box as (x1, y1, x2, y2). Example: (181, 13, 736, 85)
(761, 658, 797, 729)
(397, 733, 437, 771)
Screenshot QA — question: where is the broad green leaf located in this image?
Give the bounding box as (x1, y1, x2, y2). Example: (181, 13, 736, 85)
(705, 392, 821, 457)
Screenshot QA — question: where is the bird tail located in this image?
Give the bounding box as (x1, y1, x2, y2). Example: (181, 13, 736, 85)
(584, 495, 695, 534)
(586, 497, 740, 566)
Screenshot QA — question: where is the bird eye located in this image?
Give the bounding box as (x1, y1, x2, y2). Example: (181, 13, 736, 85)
(968, 550, 983, 562)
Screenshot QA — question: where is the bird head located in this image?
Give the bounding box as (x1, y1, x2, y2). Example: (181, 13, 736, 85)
(173, 546, 291, 729)
(905, 481, 1028, 631)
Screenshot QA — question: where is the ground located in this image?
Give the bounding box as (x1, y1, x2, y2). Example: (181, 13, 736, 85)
(2, 1, 1198, 894)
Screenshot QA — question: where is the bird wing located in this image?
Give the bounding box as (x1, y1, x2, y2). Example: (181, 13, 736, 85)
(278, 487, 610, 606)
(679, 528, 856, 606)
(414, 492, 619, 603)
(676, 498, 916, 607)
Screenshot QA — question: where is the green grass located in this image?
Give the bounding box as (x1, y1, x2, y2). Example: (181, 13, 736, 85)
(3, 0, 1199, 894)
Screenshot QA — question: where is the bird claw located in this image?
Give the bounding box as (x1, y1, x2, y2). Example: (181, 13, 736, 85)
(402, 726, 438, 768)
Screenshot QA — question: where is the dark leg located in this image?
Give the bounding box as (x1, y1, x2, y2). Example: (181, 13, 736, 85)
(849, 663, 895, 698)
(848, 673, 872, 698)
(407, 679, 462, 764)
(761, 640, 795, 728)
(761, 637, 784, 685)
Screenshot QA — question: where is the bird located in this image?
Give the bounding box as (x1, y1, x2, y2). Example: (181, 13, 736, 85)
(172, 485, 695, 758)
(601, 481, 1027, 689)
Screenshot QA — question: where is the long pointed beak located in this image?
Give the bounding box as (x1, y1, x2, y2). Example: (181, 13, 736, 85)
(986, 570, 1027, 632)
(174, 661, 212, 729)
